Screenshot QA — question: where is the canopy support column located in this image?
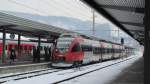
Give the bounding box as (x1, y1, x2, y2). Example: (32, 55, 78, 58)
(18, 34, 21, 56)
(145, 0, 150, 83)
(37, 36, 41, 62)
(2, 28, 6, 63)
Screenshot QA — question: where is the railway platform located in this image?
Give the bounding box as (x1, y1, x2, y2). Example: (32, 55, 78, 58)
(109, 57, 144, 84)
(0, 61, 51, 75)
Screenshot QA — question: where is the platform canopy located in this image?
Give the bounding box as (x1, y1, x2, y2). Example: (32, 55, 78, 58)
(82, 0, 145, 45)
(0, 12, 112, 44)
(0, 12, 75, 40)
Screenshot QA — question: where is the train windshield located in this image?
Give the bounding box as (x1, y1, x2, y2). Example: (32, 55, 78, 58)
(56, 38, 73, 53)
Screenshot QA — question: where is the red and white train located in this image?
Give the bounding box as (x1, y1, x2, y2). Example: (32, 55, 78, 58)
(52, 33, 134, 67)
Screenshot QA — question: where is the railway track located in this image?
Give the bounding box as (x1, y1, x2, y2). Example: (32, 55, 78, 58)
(0, 68, 62, 83)
(53, 57, 134, 84)
(0, 56, 135, 84)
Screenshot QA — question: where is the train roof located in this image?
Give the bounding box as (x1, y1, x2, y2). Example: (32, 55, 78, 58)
(78, 34, 122, 45)
(59, 33, 133, 48)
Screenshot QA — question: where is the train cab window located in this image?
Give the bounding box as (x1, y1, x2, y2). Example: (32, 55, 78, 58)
(72, 43, 80, 52)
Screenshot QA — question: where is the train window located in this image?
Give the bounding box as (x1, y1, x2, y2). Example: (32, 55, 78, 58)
(62, 35, 72, 37)
(98, 48, 101, 53)
(112, 49, 114, 53)
(29, 46, 32, 50)
(15, 45, 18, 50)
(88, 45, 92, 51)
(101, 48, 104, 53)
(24, 46, 27, 50)
(20, 46, 23, 50)
(82, 45, 91, 51)
(93, 47, 96, 54)
(103, 48, 105, 53)
(110, 49, 112, 53)
(119, 49, 121, 53)
(107, 48, 109, 53)
(103, 48, 106, 53)
(109, 49, 111, 53)
(116, 49, 118, 53)
(108, 49, 110, 53)
(40, 46, 43, 50)
(114, 49, 116, 53)
(81, 45, 86, 51)
(108, 48, 111, 53)
(93, 47, 100, 54)
(115, 49, 117, 53)
(106, 48, 108, 53)
(72, 43, 80, 52)
(9, 45, 12, 51)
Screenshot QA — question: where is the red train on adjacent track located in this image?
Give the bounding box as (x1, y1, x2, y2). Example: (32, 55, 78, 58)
(0, 40, 51, 61)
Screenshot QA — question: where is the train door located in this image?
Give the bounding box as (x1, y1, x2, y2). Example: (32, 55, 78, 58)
(71, 43, 83, 62)
(81, 45, 93, 63)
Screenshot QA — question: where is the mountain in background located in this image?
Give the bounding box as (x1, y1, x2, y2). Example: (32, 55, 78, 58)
(1, 11, 121, 42)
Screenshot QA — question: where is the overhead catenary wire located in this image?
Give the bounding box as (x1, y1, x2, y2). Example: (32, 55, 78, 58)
(42, 0, 92, 20)
(7, 0, 49, 15)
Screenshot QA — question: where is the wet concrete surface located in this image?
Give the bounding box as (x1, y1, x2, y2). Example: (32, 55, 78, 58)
(109, 57, 144, 84)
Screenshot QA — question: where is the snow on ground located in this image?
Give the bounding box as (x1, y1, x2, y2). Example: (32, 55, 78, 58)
(3, 52, 143, 84)
(61, 55, 142, 84)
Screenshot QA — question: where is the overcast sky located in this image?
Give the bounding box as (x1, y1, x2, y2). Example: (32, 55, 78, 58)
(0, 0, 139, 46)
(0, 0, 101, 21)
(0, 0, 122, 33)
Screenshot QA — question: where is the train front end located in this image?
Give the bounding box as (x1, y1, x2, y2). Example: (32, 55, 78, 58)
(52, 33, 83, 67)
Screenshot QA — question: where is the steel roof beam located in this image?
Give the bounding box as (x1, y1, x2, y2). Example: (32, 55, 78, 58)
(120, 21, 144, 27)
(100, 5, 144, 13)
(82, 0, 134, 39)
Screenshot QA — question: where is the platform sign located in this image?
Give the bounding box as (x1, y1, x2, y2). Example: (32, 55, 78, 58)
(10, 33, 15, 40)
